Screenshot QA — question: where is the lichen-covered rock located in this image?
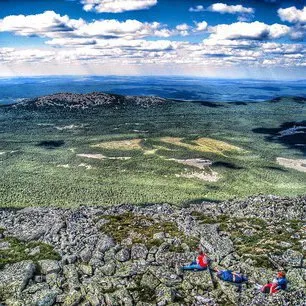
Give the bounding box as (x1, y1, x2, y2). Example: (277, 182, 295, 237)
(0, 261, 35, 300)
(116, 248, 131, 262)
(99, 261, 116, 276)
(21, 288, 60, 306)
(198, 224, 234, 259)
(96, 235, 115, 253)
(62, 264, 80, 291)
(181, 271, 214, 292)
(155, 284, 174, 305)
(79, 247, 92, 263)
(38, 260, 61, 275)
(218, 281, 246, 305)
(0, 241, 10, 250)
(282, 250, 304, 267)
(131, 244, 148, 260)
(45, 272, 62, 289)
(141, 271, 160, 289)
(63, 289, 82, 306)
(287, 269, 306, 290)
(78, 263, 93, 276)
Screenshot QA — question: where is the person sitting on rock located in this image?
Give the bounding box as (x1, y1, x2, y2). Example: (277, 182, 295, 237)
(214, 267, 248, 283)
(181, 249, 209, 271)
(260, 271, 287, 294)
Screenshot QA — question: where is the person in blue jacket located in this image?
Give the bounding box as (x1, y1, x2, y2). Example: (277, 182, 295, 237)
(214, 267, 248, 283)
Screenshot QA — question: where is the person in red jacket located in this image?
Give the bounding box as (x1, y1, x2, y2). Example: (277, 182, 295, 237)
(260, 271, 287, 294)
(181, 249, 209, 271)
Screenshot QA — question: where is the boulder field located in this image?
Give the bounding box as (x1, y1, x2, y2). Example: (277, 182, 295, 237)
(0, 195, 305, 305)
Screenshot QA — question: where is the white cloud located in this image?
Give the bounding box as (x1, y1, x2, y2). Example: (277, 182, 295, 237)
(189, 5, 205, 12)
(189, 3, 254, 15)
(209, 21, 290, 40)
(278, 6, 306, 24)
(176, 23, 190, 36)
(46, 38, 98, 46)
(194, 21, 208, 32)
(262, 42, 305, 54)
(47, 37, 178, 52)
(0, 9, 305, 76)
(81, 0, 157, 13)
(0, 48, 55, 63)
(1, 39, 305, 77)
(176, 24, 189, 31)
(289, 25, 306, 40)
(0, 11, 170, 40)
(208, 3, 254, 15)
(75, 19, 166, 39)
(0, 11, 84, 38)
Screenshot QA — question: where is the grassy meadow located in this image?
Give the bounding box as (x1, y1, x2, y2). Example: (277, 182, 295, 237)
(0, 98, 305, 207)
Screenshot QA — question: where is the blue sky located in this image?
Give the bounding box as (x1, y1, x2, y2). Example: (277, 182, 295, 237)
(0, 0, 305, 79)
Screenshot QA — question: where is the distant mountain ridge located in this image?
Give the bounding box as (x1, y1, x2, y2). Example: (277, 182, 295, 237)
(11, 92, 167, 109)
(3, 92, 306, 110)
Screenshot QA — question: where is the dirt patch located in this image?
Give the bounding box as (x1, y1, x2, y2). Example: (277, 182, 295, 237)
(176, 171, 219, 182)
(57, 164, 70, 169)
(78, 163, 94, 170)
(92, 139, 142, 150)
(55, 124, 84, 131)
(276, 157, 306, 173)
(168, 158, 212, 169)
(77, 154, 131, 160)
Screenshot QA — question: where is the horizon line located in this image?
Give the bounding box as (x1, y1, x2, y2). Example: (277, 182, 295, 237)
(0, 74, 306, 82)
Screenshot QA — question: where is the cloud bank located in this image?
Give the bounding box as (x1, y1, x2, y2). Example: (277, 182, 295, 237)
(81, 0, 158, 13)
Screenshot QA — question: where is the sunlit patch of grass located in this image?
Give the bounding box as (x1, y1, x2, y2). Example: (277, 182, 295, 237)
(159, 137, 243, 156)
(0, 236, 60, 269)
(100, 212, 198, 249)
(92, 139, 143, 150)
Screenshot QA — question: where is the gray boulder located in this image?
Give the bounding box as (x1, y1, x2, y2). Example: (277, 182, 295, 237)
(38, 260, 61, 275)
(0, 261, 35, 300)
(115, 248, 131, 262)
(131, 244, 148, 260)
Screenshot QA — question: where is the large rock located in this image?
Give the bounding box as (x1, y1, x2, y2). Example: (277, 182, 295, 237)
(218, 280, 247, 305)
(0, 241, 10, 250)
(131, 244, 148, 260)
(38, 260, 61, 275)
(96, 235, 115, 253)
(155, 284, 174, 305)
(141, 271, 160, 289)
(0, 261, 35, 300)
(181, 271, 214, 292)
(21, 284, 60, 306)
(115, 248, 131, 262)
(63, 289, 82, 306)
(99, 261, 116, 276)
(62, 265, 80, 291)
(79, 247, 92, 263)
(287, 269, 306, 290)
(282, 250, 304, 267)
(199, 224, 234, 260)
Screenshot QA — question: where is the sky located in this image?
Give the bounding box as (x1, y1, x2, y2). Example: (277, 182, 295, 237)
(0, 0, 305, 79)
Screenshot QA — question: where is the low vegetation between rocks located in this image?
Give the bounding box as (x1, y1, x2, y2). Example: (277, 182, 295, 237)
(0, 195, 305, 305)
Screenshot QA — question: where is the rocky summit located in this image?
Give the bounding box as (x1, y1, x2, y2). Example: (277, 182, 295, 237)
(0, 195, 305, 306)
(11, 92, 167, 110)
